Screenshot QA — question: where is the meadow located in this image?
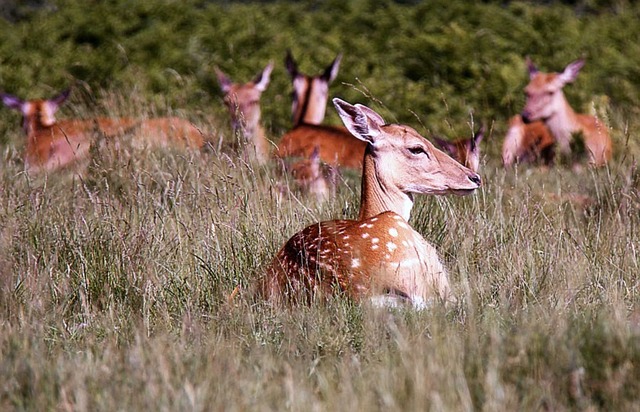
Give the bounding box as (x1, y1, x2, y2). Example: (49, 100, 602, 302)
(1, 0, 639, 410)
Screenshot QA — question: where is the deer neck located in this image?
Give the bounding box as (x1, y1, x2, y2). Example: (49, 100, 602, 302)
(358, 148, 414, 221)
(243, 123, 269, 163)
(546, 94, 581, 153)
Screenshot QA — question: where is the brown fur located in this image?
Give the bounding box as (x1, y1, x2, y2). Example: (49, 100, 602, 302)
(276, 124, 366, 169)
(262, 99, 481, 307)
(502, 115, 555, 166)
(521, 58, 612, 166)
(1, 91, 203, 172)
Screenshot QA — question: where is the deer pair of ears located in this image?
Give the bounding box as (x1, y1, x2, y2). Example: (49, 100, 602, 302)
(1, 88, 71, 113)
(526, 56, 586, 85)
(285, 50, 342, 83)
(333, 98, 386, 146)
(215, 63, 274, 94)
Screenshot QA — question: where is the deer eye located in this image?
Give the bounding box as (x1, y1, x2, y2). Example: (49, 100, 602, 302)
(408, 146, 429, 158)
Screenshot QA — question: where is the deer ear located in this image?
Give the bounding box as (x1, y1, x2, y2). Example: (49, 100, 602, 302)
(50, 89, 71, 108)
(558, 58, 585, 85)
(472, 125, 485, 147)
(525, 56, 538, 79)
(321, 53, 342, 83)
(254, 62, 273, 92)
(214, 67, 233, 94)
(285, 50, 298, 78)
(432, 135, 457, 157)
(333, 98, 382, 145)
(1, 93, 25, 111)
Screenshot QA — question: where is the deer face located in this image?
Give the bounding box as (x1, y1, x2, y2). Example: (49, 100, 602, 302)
(377, 124, 481, 195)
(216, 63, 273, 134)
(286, 50, 342, 125)
(521, 58, 585, 123)
(2, 89, 70, 133)
(333, 99, 481, 197)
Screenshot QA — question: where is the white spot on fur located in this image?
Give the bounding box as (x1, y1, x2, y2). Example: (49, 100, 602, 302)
(372, 238, 379, 244)
(371, 217, 378, 222)
(388, 228, 398, 237)
(361, 233, 370, 239)
(351, 258, 360, 268)
(372, 245, 379, 250)
(393, 215, 402, 220)
(386, 242, 397, 252)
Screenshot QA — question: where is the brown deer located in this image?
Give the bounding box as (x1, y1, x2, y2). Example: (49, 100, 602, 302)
(502, 114, 555, 167)
(288, 145, 336, 201)
(215, 63, 273, 165)
(285, 49, 342, 126)
(261, 98, 482, 308)
(521, 57, 612, 166)
(432, 125, 485, 172)
(1, 89, 204, 172)
(276, 52, 366, 169)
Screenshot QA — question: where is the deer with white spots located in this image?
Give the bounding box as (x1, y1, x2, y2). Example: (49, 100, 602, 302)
(1, 89, 204, 172)
(432, 125, 485, 172)
(215, 63, 273, 165)
(261, 98, 481, 308)
(275, 51, 366, 169)
(521, 57, 612, 166)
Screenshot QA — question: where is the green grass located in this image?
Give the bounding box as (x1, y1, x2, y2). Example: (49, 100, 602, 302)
(1, 0, 640, 410)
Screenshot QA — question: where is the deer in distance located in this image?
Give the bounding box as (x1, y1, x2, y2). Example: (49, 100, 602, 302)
(502, 114, 555, 167)
(1, 89, 204, 172)
(215, 63, 274, 165)
(432, 125, 485, 172)
(275, 51, 367, 169)
(260, 98, 481, 308)
(215, 62, 335, 199)
(521, 57, 612, 166)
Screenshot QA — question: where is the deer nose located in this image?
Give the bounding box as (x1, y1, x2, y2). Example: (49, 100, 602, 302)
(521, 112, 532, 124)
(469, 173, 481, 187)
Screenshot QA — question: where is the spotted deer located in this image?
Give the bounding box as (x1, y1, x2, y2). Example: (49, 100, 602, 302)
(276, 52, 366, 169)
(261, 98, 482, 308)
(521, 57, 612, 166)
(502, 114, 555, 167)
(215, 63, 273, 165)
(1, 89, 204, 172)
(432, 126, 485, 172)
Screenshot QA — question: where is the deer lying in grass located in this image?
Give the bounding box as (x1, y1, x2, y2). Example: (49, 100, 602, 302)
(275, 52, 366, 169)
(288, 146, 335, 201)
(432, 126, 485, 172)
(521, 57, 612, 166)
(215, 63, 274, 165)
(1, 89, 204, 172)
(285, 49, 342, 126)
(215, 61, 335, 200)
(261, 98, 482, 308)
(502, 114, 555, 167)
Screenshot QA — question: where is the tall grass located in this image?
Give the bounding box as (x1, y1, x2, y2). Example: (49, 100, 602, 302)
(1, 0, 640, 410)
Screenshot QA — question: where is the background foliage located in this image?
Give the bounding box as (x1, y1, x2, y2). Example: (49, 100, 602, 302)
(1, 1, 639, 410)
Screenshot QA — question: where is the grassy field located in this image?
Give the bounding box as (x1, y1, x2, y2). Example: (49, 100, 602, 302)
(1, 0, 640, 410)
